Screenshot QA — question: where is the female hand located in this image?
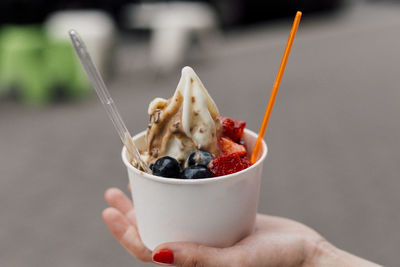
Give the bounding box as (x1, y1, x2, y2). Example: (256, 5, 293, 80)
(102, 187, 380, 267)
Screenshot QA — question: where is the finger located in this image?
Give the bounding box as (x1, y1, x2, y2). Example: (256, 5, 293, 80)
(105, 187, 137, 227)
(105, 188, 133, 214)
(127, 183, 131, 192)
(102, 207, 152, 262)
(152, 242, 243, 267)
(253, 214, 284, 230)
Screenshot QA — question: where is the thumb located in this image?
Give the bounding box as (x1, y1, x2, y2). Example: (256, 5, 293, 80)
(152, 242, 238, 267)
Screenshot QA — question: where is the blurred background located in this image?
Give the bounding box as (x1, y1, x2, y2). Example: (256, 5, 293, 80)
(1, 0, 399, 266)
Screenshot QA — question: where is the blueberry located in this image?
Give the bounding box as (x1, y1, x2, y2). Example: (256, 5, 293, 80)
(149, 163, 154, 171)
(188, 150, 214, 167)
(180, 165, 213, 179)
(152, 156, 180, 178)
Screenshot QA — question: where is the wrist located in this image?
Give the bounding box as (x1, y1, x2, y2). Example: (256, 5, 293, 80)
(304, 238, 381, 267)
(303, 238, 339, 267)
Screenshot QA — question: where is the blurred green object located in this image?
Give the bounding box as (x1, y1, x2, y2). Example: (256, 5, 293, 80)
(0, 26, 49, 104)
(0, 25, 89, 105)
(45, 39, 90, 100)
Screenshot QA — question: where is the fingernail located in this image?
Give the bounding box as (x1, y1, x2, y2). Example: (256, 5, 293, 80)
(153, 249, 174, 265)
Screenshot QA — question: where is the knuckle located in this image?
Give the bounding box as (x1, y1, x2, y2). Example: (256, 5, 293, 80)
(182, 255, 205, 267)
(231, 251, 249, 267)
(305, 236, 330, 264)
(131, 248, 146, 261)
(135, 253, 148, 262)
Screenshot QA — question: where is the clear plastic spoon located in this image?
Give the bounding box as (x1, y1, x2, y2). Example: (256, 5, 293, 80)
(69, 29, 151, 173)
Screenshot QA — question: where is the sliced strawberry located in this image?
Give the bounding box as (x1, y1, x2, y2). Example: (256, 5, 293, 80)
(208, 153, 251, 177)
(219, 116, 246, 142)
(220, 116, 235, 139)
(240, 156, 251, 167)
(219, 137, 247, 156)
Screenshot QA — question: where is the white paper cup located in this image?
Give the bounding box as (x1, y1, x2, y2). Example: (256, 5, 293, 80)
(121, 129, 267, 250)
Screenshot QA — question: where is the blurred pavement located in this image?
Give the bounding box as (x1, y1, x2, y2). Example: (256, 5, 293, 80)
(1, 1, 400, 266)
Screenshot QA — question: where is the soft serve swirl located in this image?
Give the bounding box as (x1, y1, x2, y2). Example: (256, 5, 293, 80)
(143, 66, 221, 166)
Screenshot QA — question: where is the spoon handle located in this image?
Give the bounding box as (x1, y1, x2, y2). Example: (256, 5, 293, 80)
(69, 29, 151, 173)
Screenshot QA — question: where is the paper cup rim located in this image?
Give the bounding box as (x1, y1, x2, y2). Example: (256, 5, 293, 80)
(121, 128, 267, 185)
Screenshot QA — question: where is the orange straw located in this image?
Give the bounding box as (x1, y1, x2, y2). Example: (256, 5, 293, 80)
(251, 11, 302, 164)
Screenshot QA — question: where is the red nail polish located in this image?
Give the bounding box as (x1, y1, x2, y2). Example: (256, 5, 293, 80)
(153, 249, 174, 265)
